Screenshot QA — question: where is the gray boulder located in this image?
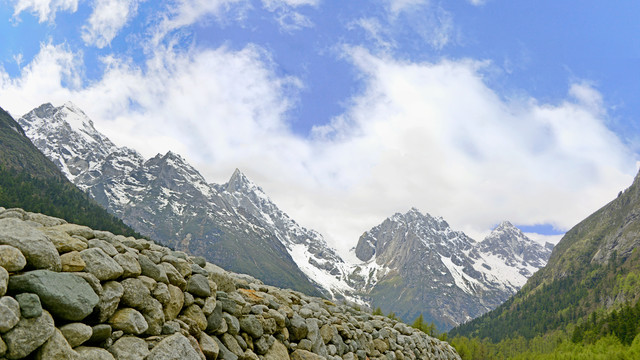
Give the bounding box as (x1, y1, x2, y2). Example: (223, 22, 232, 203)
(0, 218, 61, 271)
(120, 277, 152, 308)
(80, 248, 124, 281)
(8, 270, 99, 321)
(0, 266, 7, 296)
(146, 333, 202, 360)
(59, 322, 93, 348)
(114, 253, 142, 278)
(89, 324, 112, 344)
(139, 254, 169, 283)
(75, 346, 116, 360)
(50, 224, 95, 240)
(16, 292, 42, 318)
(0, 296, 20, 332)
(108, 336, 150, 360)
(186, 274, 211, 298)
(109, 308, 149, 335)
(36, 328, 78, 360)
(98, 281, 124, 322)
(0, 245, 26, 271)
(213, 337, 238, 360)
(3, 310, 55, 359)
(239, 315, 264, 339)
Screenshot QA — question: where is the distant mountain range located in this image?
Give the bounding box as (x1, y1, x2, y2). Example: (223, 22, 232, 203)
(18, 102, 553, 330)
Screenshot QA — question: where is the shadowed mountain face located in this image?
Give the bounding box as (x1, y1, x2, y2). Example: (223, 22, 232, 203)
(450, 170, 640, 341)
(351, 209, 552, 331)
(0, 106, 64, 178)
(0, 105, 139, 237)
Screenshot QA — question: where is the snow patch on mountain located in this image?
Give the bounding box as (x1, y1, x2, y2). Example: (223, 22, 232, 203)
(441, 255, 484, 295)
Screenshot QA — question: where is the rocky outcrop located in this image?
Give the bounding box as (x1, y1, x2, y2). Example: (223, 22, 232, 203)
(0, 206, 460, 360)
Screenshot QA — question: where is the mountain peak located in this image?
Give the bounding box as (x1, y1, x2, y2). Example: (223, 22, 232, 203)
(57, 101, 95, 129)
(163, 150, 182, 160)
(225, 168, 256, 193)
(62, 101, 82, 112)
(485, 221, 530, 245)
(150, 151, 194, 172)
(35, 102, 55, 112)
(494, 221, 516, 232)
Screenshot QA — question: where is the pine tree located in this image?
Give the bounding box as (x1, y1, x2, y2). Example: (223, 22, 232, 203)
(412, 314, 425, 331)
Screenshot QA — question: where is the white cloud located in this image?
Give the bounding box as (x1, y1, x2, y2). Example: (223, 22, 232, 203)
(385, 0, 429, 15)
(152, 0, 249, 43)
(12, 0, 78, 22)
(148, 0, 319, 43)
(302, 48, 635, 252)
(0, 43, 636, 256)
(351, 17, 395, 51)
(569, 81, 604, 115)
(0, 42, 82, 111)
(261, 0, 317, 32)
(82, 0, 140, 48)
(377, 0, 456, 50)
(525, 233, 563, 247)
(273, 9, 313, 31)
(261, 0, 319, 9)
(467, 0, 485, 6)
(0, 41, 300, 163)
(13, 53, 24, 67)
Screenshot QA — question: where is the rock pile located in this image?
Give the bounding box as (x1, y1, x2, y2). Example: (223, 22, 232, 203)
(0, 207, 460, 360)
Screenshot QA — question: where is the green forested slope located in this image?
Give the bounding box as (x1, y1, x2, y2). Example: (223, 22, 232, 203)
(449, 170, 640, 346)
(0, 106, 140, 237)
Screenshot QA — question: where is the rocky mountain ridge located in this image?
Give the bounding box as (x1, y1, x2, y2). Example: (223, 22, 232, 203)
(0, 206, 460, 359)
(351, 209, 552, 330)
(19, 102, 334, 298)
(214, 169, 352, 299)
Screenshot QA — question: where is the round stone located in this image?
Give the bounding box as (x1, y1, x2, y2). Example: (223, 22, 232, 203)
(0, 245, 26, 271)
(15, 292, 42, 318)
(8, 270, 99, 321)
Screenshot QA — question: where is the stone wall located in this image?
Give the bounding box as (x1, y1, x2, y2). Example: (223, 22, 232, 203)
(0, 207, 460, 360)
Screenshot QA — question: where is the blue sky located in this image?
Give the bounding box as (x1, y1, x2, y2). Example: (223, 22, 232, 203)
(1, 0, 639, 249)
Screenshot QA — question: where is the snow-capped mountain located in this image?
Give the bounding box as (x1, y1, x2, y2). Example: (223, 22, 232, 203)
(19, 102, 553, 329)
(351, 208, 552, 331)
(214, 169, 354, 299)
(18, 102, 348, 298)
(477, 221, 552, 288)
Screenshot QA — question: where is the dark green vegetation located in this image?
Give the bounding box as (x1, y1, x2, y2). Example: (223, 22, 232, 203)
(0, 106, 139, 237)
(446, 170, 640, 359)
(448, 332, 640, 359)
